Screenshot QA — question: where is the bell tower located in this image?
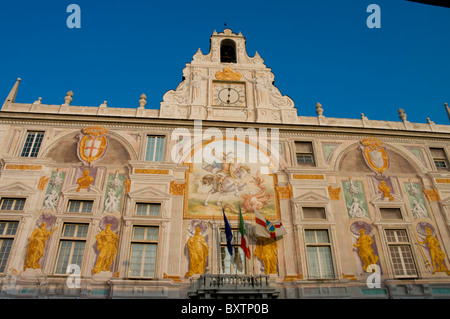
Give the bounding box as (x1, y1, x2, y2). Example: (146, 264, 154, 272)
(159, 29, 297, 123)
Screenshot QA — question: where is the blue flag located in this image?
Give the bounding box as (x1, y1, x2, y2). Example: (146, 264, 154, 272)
(222, 208, 233, 255)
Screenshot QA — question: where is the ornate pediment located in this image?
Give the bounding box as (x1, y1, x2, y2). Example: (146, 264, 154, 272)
(292, 191, 330, 205)
(0, 182, 36, 195)
(127, 185, 171, 200)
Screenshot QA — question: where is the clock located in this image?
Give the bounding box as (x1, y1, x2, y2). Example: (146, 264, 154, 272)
(212, 82, 246, 107)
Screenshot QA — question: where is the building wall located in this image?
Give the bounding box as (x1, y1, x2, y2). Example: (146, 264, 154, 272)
(0, 115, 450, 298)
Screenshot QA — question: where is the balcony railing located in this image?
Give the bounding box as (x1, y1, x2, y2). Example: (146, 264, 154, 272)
(188, 274, 279, 299)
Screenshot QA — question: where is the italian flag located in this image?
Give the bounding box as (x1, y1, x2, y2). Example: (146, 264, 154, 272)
(239, 204, 251, 259)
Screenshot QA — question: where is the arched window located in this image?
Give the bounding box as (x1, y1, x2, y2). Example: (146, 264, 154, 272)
(220, 39, 236, 63)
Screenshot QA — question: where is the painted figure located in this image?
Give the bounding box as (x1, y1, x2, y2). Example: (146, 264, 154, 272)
(43, 190, 59, 210)
(93, 224, 119, 274)
(185, 227, 209, 278)
(348, 197, 367, 218)
(254, 237, 278, 274)
(418, 227, 449, 274)
(24, 223, 57, 270)
(378, 181, 394, 201)
(76, 169, 93, 191)
(353, 229, 379, 272)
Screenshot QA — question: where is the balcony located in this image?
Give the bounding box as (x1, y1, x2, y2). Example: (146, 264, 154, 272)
(188, 274, 279, 299)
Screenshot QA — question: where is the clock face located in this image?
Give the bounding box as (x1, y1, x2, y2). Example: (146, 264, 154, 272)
(212, 82, 246, 107)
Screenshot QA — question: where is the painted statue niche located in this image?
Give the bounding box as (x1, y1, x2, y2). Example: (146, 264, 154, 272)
(351, 222, 380, 274)
(254, 237, 278, 275)
(415, 223, 450, 275)
(185, 221, 209, 278)
(24, 217, 58, 271)
(92, 217, 119, 275)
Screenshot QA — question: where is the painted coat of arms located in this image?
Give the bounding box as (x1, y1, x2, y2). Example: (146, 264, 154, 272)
(77, 126, 109, 165)
(360, 137, 389, 175)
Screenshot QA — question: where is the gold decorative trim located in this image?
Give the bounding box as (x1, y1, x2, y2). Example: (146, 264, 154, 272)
(6, 164, 42, 170)
(170, 181, 185, 196)
(293, 174, 324, 180)
(124, 179, 131, 194)
(215, 67, 242, 81)
(163, 273, 182, 282)
(284, 274, 303, 281)
(328, 186, 341, 200)
(275, 185, 293, 199)
(134, 169, 169, 175)
(423, 188, 440, 201)
(436, 178, 450, 184)
(342, 273, 357, 281)
(38, 176, 50, 190)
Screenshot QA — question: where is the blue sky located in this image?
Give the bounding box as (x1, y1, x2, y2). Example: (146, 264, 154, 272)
(0, 0, 449, 124)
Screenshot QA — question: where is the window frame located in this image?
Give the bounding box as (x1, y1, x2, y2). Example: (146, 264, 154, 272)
(219, 228, 248, 275)
(384, 228, 418, 279)
(430, 147, 450, 171)
(20, 131, 45, 158)
(301, 206, 327, 221)
(294, 141, 316, 167)
(53, 223, 89, 276)
(145, 135, 166, 162)
(127, 225, 160, 279)
(135, 203, 162, 217)
(304, 228, 336, 280)
(0, 198, 26, 212)
(0, 220, 20, 273)
(67, 200, 94, 214)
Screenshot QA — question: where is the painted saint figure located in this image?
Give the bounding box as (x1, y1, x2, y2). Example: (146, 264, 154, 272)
(185, 227, 209, 278)
(353, 229, 379, 272)
(418, 227, 449, 274)
(93, 224, 119, 274)
(24, 223, 57, 270)
(254, 237, 278, 274)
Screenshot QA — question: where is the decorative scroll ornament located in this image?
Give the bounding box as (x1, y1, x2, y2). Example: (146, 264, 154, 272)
(77, 126, 109, 165)
(215, 67, 242, 81)
(360, 137, 389, 175)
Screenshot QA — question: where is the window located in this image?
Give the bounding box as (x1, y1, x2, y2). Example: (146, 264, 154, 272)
(305, 229, 335, 279)
(295, 141, 315, 167)
(145, 136, 165, 162)
(220, 229, 246, 274)
(0, 198, 26, 211)
(67, 200, 93, 213)
(129, 226, 159, 277)
(430, 148, 449, 170)
(54, 223, 89, 274)
(385, 229, 417, 278)
(302, 207, 326, 220)
(220, 39, 236, 63)
(380, 207, 403, 220)
(135, 203, 161, 216)
(0, 221, 19, 272)
(21, 131, 44, 157)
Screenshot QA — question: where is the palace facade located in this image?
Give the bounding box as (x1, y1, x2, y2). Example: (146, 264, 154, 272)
(1, 29, 450, 299)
